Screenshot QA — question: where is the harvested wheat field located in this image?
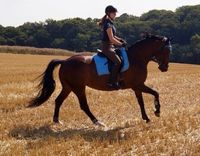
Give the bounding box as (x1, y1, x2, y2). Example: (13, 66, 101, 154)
(0, 52, 200, 156)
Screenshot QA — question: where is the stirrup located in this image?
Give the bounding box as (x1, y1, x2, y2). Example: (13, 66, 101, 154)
(107, 82, 121, 90)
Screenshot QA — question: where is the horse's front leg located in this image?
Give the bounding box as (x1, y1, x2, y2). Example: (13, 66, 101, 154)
(138, 84, 160, 117)
(134, 90, 150, 123)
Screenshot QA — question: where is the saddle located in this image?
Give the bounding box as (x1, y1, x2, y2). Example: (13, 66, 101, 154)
(92, 47, 129, 76)
(96, 48, 124, 73)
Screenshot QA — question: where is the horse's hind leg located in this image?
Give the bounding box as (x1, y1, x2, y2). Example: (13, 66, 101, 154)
(53, 85, 71, 123)
(74, 87, 98, 123)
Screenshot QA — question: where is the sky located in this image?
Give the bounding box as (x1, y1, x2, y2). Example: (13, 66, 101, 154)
(0, 0, 199, 27)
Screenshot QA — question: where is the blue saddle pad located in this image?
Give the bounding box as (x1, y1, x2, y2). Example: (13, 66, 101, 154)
(92, 47, 129, 76)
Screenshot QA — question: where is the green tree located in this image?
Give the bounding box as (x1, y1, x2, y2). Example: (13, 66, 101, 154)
(190, 34, 200, 63)
(51, 38, 65, 48)
(0, 36, 7, 44)
(0, 4, 200, 64)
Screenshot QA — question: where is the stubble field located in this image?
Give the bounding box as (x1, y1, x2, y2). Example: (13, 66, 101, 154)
(0, 52, 199, 155)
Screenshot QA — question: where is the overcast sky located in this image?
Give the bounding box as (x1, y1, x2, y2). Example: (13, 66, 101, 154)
(0, 0, 199, 27)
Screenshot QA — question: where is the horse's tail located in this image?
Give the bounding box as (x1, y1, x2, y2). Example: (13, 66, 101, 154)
(28, 59, 62, 108)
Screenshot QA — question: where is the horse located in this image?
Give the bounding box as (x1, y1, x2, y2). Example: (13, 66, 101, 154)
(28, 34, 172, 127)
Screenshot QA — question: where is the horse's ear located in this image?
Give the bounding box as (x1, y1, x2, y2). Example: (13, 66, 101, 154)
(169, 37, 173, 42)
(165, 37, 173, 44)
(141, 31, 151, 39)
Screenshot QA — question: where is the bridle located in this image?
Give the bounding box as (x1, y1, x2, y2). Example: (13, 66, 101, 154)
(151, 37, 172, 65)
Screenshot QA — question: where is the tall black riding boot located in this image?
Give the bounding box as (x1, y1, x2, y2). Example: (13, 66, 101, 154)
(107, 64, 121, 90)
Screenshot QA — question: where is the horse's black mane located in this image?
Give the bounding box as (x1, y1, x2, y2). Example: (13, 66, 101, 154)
(128, 34, 164, 50)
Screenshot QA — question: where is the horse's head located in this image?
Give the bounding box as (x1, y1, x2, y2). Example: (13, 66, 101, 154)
(128, 34, 172, 72)
(151, 36, 172, 72)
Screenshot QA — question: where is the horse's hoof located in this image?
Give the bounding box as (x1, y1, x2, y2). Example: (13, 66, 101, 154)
(53, 120, 63, 125)
(94, 121, 106, 127)
(146, 119, 151, 123)
(58, 121, 64, 125)
(154, 111, 160, 117)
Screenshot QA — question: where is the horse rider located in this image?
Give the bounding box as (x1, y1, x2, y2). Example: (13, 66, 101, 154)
(98, 5, 127, 89)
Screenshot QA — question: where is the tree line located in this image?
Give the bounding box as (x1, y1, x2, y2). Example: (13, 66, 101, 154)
(0, 5, 200, 64)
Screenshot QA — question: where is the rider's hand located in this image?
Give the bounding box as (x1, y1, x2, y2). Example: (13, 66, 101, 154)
(120, 39, 127, 47)
(121, 42, 127, 47)
(120, 39, 126, 42)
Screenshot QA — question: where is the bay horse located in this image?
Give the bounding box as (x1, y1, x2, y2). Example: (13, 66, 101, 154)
(28, 35, 171, 127)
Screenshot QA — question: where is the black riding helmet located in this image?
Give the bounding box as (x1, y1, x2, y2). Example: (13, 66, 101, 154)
(105, 5, 118, 14)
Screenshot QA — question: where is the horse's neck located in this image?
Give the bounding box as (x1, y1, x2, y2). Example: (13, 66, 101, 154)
(128, 47, 152, 67)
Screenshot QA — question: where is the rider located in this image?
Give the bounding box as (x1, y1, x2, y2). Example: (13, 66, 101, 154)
(98, 5, 127, 89)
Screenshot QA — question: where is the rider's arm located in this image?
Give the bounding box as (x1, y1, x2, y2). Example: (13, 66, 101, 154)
(114, 36, 122, 41)
(106, 28, 123, 46)
(115, 36, 126, 43)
